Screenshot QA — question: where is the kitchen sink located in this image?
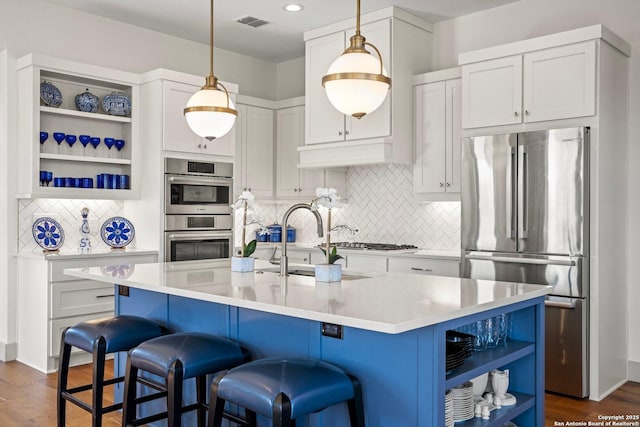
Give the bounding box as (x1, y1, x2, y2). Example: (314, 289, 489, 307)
(256, 267, 368, 281)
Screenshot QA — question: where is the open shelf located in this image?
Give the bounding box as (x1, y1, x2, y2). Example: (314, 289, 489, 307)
(446, 340, 535, 389)
(41, 106, 132, 123)
(453, 392, 534, 427)
(17, 187, 136, 200)
(40, 153, 131, 165)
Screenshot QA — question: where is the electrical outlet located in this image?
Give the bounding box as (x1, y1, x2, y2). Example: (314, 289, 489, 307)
(321, 322, 343, 339)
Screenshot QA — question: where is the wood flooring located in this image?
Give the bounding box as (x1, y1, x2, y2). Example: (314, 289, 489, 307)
(0, 359, 638, 426)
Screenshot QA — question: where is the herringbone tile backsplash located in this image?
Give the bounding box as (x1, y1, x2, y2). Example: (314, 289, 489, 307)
(19, 199, 124, 252)
(236, 165, 461, 251)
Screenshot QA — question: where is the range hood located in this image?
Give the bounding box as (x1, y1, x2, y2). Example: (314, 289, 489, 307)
(297, 138, 411, 169)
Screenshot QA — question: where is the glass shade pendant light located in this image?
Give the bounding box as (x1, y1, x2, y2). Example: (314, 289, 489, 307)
(184, 0, 237, 140)
(322, 0, 391, 119)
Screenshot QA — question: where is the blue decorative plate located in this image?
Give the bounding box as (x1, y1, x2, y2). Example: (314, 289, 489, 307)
(32, 217, 65, 251)
(40, 81, 63, 107)
(102, 92, 131, 116)
(100, 216, 135, 248)
(75, 89, 99, 113)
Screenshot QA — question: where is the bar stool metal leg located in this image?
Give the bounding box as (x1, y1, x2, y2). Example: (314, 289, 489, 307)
(57, 328, 72, 427)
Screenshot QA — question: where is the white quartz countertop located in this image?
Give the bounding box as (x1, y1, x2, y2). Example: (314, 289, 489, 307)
(64, 259, 550, 334)
(257, 243, 461, 260)
(17, 248, 158, 260)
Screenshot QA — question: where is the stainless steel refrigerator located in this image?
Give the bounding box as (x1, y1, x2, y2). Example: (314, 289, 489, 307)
(461, 127, 590, 398)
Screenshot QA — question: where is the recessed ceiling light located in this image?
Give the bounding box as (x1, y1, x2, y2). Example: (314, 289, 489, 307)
(284, 3, 303, 12)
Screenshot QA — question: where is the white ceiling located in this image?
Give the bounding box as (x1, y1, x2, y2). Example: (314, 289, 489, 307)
(40, 0, 519, 62)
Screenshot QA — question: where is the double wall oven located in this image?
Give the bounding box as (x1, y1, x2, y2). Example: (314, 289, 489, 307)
(164, 158, 233, 262)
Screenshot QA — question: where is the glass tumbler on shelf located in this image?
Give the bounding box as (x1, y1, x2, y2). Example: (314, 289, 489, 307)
(484, 317, 500, 349)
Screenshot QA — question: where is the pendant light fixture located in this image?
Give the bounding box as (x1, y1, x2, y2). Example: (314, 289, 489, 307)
(322, 0, 391, 119)
(184, 0, 237, 140)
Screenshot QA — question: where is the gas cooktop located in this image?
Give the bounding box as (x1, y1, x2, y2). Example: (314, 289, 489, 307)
(328, 242, 419, 251)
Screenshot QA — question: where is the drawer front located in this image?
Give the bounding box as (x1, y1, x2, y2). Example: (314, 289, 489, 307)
(387, 257, 460, 277)
(50, 254, 157, 282)
(49, 312, 114, 357)
(288, 251, 311, 265)
(347, 254, 388, 273)
(51, 280, 115, 319)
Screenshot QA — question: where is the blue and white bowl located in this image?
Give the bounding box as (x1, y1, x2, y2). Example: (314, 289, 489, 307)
(75, 89, 99, 113)
(102, 92, 131, 116)
(40, 81, 63, 107)
(100, 216, 135, 248)
(32, 216, 65, 251)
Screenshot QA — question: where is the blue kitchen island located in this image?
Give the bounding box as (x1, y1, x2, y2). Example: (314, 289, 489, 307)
(65, 259, 551, 427)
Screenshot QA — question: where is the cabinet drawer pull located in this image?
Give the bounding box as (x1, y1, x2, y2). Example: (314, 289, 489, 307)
(411, 267, 433, 272)
(96, 294, 114, 299)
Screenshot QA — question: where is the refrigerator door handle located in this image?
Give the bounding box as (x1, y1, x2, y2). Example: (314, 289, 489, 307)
(506, 146, 516, 239)
(518, 144, 529, 239)
(465, 253, 576, 266)
(545, 299, 577, 309)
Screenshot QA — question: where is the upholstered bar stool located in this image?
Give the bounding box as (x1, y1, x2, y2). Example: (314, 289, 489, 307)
(57, 315, 166, 427)
(208, 358, 365, 427)
(122, 332, 249, 427)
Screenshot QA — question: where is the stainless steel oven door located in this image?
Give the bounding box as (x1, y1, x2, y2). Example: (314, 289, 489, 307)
(165, 230, 233, 262)
(165, 214, 232, 232)
(165, 175, 232, 215)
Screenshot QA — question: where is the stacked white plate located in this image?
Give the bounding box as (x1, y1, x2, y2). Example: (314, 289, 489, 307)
(451, 381, 474, 423)
(444, 389, 454, 427)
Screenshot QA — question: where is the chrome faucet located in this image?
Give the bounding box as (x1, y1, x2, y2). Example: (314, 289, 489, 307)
(281, 203, 324, 276)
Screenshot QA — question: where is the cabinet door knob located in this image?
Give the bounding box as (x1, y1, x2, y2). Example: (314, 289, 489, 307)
(514, 111, 519, 117)
(338, 131, 343, 136)
(298, 188, 302, 192)
(446, 182, 451, 187)
(439, 182, 444, 187)
(248, 188, 251, 191)
(198, 143, 202, 149)
(294, 188, 298, 192)
(203, 144, 207, 149)
(345, 130, 350, 135)
(524, 110, 530, 115)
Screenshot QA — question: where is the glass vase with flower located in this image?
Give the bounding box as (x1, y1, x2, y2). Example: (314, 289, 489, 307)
(311, 188, 344, 282)
(230, 191, 259, 272)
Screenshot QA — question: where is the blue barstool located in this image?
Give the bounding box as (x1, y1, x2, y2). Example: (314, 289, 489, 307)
(208, 358, 365, 427)
(122, 332, 249, 427)
(57, 315, 165, 427)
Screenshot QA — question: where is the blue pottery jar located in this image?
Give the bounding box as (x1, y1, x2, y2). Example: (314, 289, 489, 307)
(75, 88, 99, 113)
(267, 224, 282, 243)
(286, 226, 296, 242)
(256, 230, 269, 242)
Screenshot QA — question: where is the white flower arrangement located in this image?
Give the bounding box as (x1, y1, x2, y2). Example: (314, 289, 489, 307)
(231, 191, 259, 257)
(311, 187, 344, 265)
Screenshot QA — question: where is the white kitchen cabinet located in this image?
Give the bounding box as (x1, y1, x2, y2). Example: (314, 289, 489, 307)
(305, 20, 391, 145)
(413, 68, 461, 199)
(300, 7, 432, 168)
(276, 105, 323, 199)
(16, 53, 140, 199)
(163, 80, 235, 157)
(461, 41, 596, 129)
(276, 105, 346, 200)
(235, 103, 274, 199)
(17, 251, 157, 373)
(387, 256, 459, 277)
(346, 254, 388, 273)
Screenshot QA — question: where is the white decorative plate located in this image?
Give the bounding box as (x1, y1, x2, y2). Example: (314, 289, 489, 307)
(100, 216, 135, 248)
(32, 217, 65, 251)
